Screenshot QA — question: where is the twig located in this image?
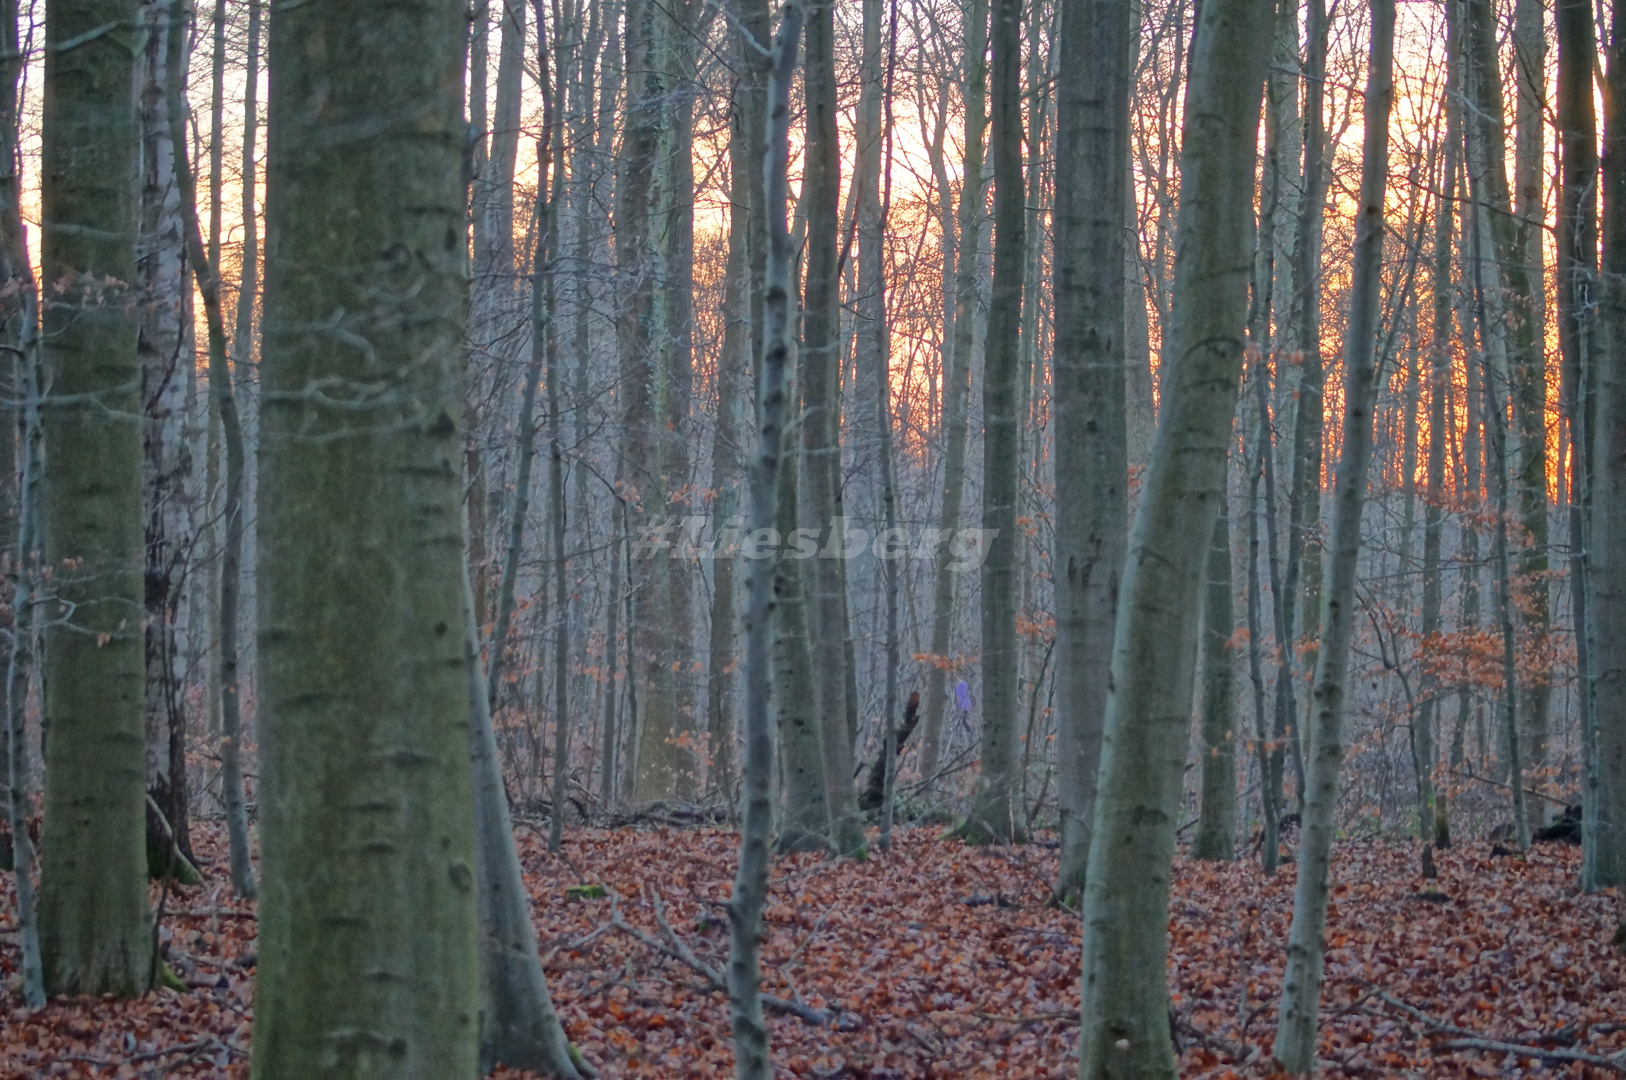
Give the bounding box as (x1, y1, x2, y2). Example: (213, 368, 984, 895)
(1376, 989, 1626, 1073)
(1173, 1015, 1246, 1061)
(59, 1037, 220, 1069)
(974, 1009, 1079, 1026)
(607, 892, 831, 1026)
(904, 1021, 944, 1056)
(1430, 1037, 1626, 1073)
(1373, 989, 1488, 1039)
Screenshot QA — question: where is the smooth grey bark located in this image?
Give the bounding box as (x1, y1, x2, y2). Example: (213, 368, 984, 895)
(1273, 1, 1393, 1068)
(1455, 7, 1486, 788)
(640, 0, 706, 802)
(163, 0, 254, 900)
(710, 0, 768, 809)
(1556, 0, 1604, 889)
(251, 0, 481, 1069)
(959, 0, 1024, 847)
(232, 0, 259, 390)
(1283, 0, 1328, 807)
(1255, 361, 1290, 872)
(1418, 79, 1459, 860)
(1590, 0, 1626, 890)
(600, 495, 623, 806)
(4, 150, 42, 1008)
(1052, 0, 1129, 888)
(801, 0, 863, 857)
(466, 0, 525, 637)
(139, 0, 198, 882)
(0, 0, 22, 828)
(465, 569, 581, 1076)
(707, 126, 746, 802)
(474, 0, 525, 291)
(620, 0, 699, 802)
(856, 0, 884, 814)
(568, 0, 610, 802)
(38, 0, 153, 998)
(774, 443, 829, 852)
(918, 0, 987, 787)
(874, 0, 901, 851)
(1192, 507, 1237, 861)
(1586, 0, 1626, 891)
(1075, 0, 1270, 1071)
(1466, 121, 1532, 849)
(485, 281, 544, 717)
(221, 0, 258, 785)
(1244, 429, 1279, 868)
(728, 14, 799, 1074)
(1263, 0, 1300, 352)
(536, 18, 571, 857)
(1510, 0, 1551, 819)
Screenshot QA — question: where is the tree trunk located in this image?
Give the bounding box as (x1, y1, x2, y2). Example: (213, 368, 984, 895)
(1192, 508, 1238, 861)
(875, 0, 901, 850)
(711, 0, 769, 811)
(802, 0, 864, 857)
(1419, 59, 1460, 858)
(959, 0, 1025, 848)
(251, 0, 481, 1067)
(1284, 0, 1329, 808)
(1462, 36, 1532, 844)
(1589, 0, 1626, 890)
(1555, 0, 1603, 889)
(465, 569, 581, 1076)
(918, 0, 988, 788)
(1510, 0, 1552, 824)
(139, 0, 198, 883)
(600, 496, 623, 806)
(2, 0, 43, 989)
(0, 0, 22, 837)
(6, 317, 42, 1006)
(163, 0, 254, 900)
(1273, 2, 1393, 1067)
(223, 0, 259, 797)
(475, 0, 525, 294)
(619, 0, 674, 801)
(632, 0, 706, 802)
(1075, 0, 1271, 1070)
(537, 22, 572, 857)
(1245, 428, 1281, 871)
(774, 442, 829, 851)
(1052, 0, 1129, 887)
(38, 0, 152, 998)
(728, 15, 799, 1072)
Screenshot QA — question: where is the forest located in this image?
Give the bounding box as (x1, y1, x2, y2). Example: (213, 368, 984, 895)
(0, 0, 1623, 1073)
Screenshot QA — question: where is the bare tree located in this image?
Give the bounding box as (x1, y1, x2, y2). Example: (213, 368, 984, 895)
(1192, 507, 1237, 861)
(1052, 0, 1130, 886)
(163, 0, 255, 901)
(802, 0, 865, 856)
(1555, 0, 1603, 890)
(251, 0, 483, 1066)
(959, 0, 1025, 846)
(729, 9, 800, 1075)
(1273, 0, 1395, 1067)
(38, 0, 153, 998)
(1076, 0, 1271, 1070)
(918, 0, 988, 786)
(1587, 0, 1626, 890)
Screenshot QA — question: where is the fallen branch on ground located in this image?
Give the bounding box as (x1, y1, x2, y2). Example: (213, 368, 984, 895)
(606, 889, 833, 1027)
(1374, 989, 1626, 1073)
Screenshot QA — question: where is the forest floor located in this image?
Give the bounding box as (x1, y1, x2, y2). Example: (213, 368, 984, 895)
(1, 822, 1623, 1078)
